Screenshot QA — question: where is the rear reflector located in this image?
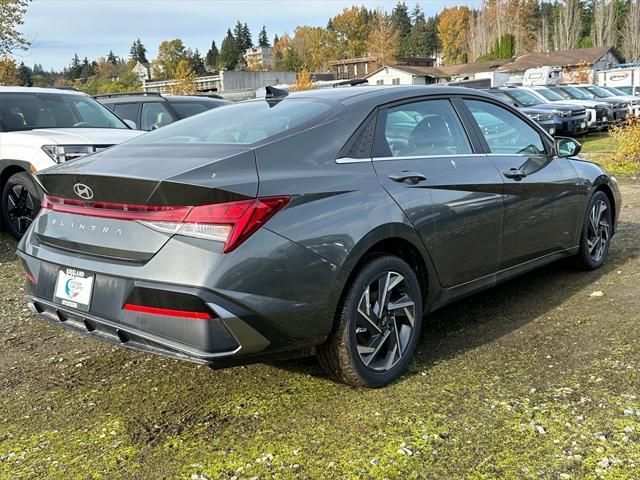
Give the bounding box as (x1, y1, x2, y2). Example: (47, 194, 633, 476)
(26, 273, 36, 284)
(42, 195, 290, 253)
(123, 303, 212, 320)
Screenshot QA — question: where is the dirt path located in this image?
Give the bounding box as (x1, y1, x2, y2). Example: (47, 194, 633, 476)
(1, 179, 639, 480)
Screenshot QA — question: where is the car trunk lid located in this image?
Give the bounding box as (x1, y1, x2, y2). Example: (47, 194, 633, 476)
(32, 144, 259, 261)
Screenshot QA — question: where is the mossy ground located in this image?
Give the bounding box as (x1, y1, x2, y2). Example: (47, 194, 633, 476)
(1, 179, 639, 480)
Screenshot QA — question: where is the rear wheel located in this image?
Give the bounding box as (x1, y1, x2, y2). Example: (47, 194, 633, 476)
(575, 191, 612, 270)
(318, 255, 423, 387)
(2, 172, 41, 240)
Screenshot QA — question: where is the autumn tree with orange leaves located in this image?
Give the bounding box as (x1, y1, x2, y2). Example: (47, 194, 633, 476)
(438, 6, 470, 65)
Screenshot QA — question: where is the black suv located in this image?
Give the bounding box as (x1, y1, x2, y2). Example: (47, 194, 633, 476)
(95, 92, 230, 131)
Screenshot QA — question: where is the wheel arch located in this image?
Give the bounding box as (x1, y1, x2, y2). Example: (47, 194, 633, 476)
(588, 175, 618, 234)
(333, 223, 441, 318)
(0, 160, 33, 212)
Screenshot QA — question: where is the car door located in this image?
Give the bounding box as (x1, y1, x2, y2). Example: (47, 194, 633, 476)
(461, 98, 581, 269)
(372, 97, 504, 288)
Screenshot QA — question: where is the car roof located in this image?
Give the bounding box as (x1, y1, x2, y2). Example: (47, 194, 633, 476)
(267, 85, 499, 104)
(97, 94, 228, 103)
(0, 86, 87, 96)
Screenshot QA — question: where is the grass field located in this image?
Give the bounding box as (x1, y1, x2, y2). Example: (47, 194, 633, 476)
(1, 179, 639, 479)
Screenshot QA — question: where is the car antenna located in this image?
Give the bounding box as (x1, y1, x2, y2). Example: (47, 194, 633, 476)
(264, 86, 288, 106)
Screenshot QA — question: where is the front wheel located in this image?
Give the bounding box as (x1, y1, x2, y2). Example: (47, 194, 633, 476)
(318, 255, 423, 387)
(575, 191, 612, 270)
(2, 172, 41, 240)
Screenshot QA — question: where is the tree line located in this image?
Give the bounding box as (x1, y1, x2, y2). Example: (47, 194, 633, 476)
(1, 0, 640, 93)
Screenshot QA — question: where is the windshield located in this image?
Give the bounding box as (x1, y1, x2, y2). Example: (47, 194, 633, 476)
(488, 91, 517, 105)
(128, 98, 337, 145)
(505, 89, 542, 107)
(0, 92, 128, 132)
(585, 85, 613, 98)
(559, 86, 592, 100)
(535, 87, 565, 101)
(603, 86, 627, 96)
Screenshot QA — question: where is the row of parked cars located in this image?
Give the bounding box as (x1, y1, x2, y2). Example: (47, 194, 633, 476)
(481, 84, 640, 137)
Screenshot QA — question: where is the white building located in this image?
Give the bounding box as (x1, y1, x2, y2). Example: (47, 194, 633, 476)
(132, 61, 151, 82)
(364, 66, 447, 86)
(244, 46, 274, 71)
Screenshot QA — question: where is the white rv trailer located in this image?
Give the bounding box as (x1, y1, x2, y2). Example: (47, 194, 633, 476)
(522, 66, 563, 86)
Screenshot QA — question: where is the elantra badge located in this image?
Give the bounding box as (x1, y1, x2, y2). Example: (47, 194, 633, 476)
(73, 183, 94, 200)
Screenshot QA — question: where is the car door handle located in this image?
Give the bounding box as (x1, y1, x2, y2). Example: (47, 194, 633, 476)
(388, 172, 427, 185)
(503, 168, 527, 180)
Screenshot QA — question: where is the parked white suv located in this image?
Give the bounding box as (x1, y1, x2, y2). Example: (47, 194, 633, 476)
(0, 86, 143, 238)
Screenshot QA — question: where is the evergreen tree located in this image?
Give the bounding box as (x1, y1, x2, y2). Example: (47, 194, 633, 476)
(258, 25, 269, 47)
(273, 34, 279, 46)
(407, 5, 429, 57)
(66, 54, 82, 79)
(391, 1, 412, 57)
(190, 49, 207, 75)
(129, 38, 148, 63)
(17, 62, 32, 86)
(218, 29, 240, 70)
(205, 39, 219, 70)
(425, 15, 440, 57)
(106, 50, 118, 66)
(80, 56, 94, 78)
(233, 21, 253, 53)
(490, 33, 516, 59)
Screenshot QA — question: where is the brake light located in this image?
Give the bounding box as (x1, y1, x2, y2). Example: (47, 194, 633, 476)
(123, 303, 212, 320)
(41, 195, 290, 253)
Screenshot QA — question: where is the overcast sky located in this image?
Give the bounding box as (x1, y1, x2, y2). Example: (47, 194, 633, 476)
(17, 0, 481, 70)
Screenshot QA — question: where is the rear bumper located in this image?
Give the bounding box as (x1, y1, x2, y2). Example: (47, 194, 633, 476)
(26, 296, 242, 364)
(17, 226, 342, 366)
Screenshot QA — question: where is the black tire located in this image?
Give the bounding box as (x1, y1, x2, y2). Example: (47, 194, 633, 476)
(318, 255, 423, 387)
(575, 191, 613, 270)
(2, 172, 42, 240)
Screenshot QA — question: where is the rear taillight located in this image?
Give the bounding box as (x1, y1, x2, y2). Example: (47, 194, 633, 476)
(41, 195, 290, 253)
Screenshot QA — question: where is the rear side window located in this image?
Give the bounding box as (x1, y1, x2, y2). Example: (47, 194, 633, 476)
(378, 99, 472, 157)
(128, 98, 336, 145)
(465, 99, 546, 155)
(112, 103, 139, 124)
(141, 102, 174, 131)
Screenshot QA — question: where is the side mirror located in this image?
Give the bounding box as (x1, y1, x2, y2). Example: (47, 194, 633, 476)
(124, 119, 137, 130)
(555, 136, 581, 157)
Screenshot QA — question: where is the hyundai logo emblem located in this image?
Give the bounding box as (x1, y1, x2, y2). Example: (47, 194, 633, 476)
(73, 183, 94, 200)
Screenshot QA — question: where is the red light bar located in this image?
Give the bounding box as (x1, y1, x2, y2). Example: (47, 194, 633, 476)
(41, 195, 290, 253)
(42, 196, 190, 222)
(123, 303, 212, 320)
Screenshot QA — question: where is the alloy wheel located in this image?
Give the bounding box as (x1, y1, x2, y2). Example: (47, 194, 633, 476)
(6, 184, 36, 235)
(355, 271, 416, 372)
(587, 199, 610, 262)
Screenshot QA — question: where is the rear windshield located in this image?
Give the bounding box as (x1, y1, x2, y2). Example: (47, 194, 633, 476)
(128, 98, 337, 145)
(0, 92, 128, 132)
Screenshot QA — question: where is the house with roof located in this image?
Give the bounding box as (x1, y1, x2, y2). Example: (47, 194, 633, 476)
(498, 46, 622, 82)
(364, 65, 447, 86)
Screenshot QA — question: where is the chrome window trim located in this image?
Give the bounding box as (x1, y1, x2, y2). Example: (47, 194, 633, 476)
(372, 153, 487, 162)
(335, 156, 372, 164)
